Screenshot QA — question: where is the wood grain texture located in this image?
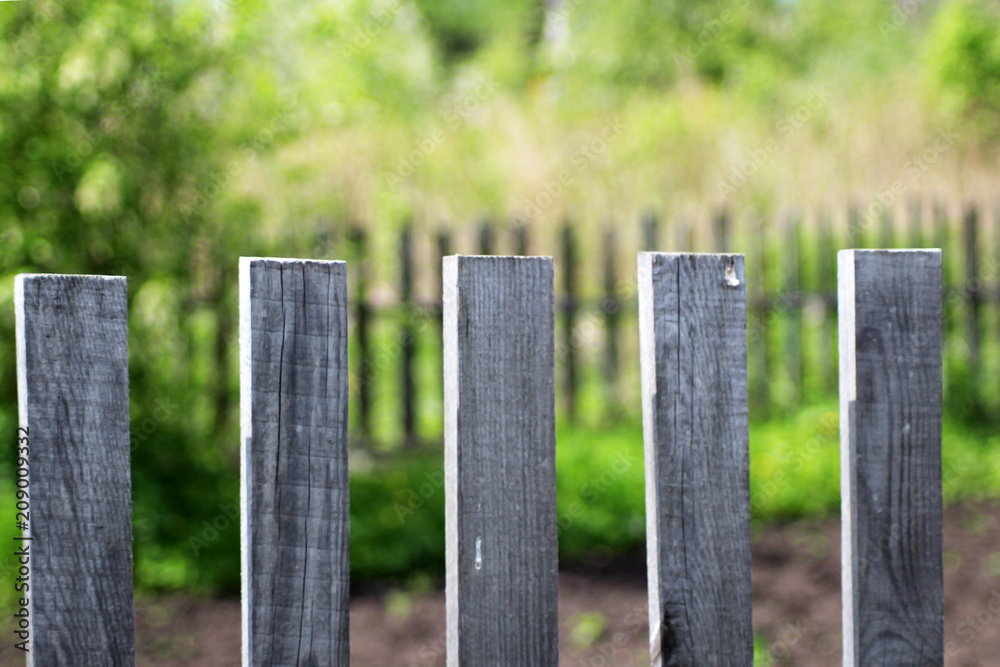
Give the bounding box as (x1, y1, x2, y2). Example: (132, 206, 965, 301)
(637, 253, 753, 666)
(14, 274, 134, 666)
(240, 258, 349, 667)
(443, 255, 558, 667)
(839, 250, 943, 666)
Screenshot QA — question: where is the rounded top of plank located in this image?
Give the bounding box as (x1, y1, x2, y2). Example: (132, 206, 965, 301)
(444, 254, 553, 261)
(637, 251, 745, 258)
(15, 273, 127, 282)
(239, 256, 346, 266)
(837, 248, 942, 255)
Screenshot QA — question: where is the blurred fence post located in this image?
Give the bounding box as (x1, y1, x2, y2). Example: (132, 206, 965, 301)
(908, 199, 923, 248)
(514, 221, 529, 256)
(240, 258, 350, 666)
(964, 203, 981, 388)
(602, 226, 621, 416)
(715, 207, 730, 252)
(560, 223, 578, 421)
(443, 255, 558, 666)
(15, 274, 135, 664)
(784, 213, 802, 402)
(838, 249, 943, 666)
(399, 224, 417, 445)
(643, 210, 659, 251)
(996, 205, 1000, 401)
(817, 212, 837, 393)
(751, 215, 771, 412)
(349, 227, 372, 442)
(879, 209, 893, 249)
(478, 218, 495, 255)
(637, 252, 753, 665)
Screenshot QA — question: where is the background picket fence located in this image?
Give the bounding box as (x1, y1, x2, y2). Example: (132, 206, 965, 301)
(15, 248, 942, 665)
(340, 203, 994, 451)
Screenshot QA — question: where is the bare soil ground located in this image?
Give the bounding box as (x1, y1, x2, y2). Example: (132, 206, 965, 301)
(2, 501, 998, 666)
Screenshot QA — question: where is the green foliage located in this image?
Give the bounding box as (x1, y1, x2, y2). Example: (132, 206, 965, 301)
(569, 612, 606, 649)
(412, 0, 544, 62)
(926, 0, 1000, 127)
(754, 634, 774, 666)
(564, 0, 785, 88)
(350, 458, 447, 580)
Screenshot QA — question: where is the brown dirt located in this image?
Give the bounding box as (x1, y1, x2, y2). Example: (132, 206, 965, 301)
(2, 501, 998, 666)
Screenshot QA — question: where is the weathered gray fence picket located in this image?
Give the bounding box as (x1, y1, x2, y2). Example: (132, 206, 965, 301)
(637, 253, 754, 666)
(839, 249, 943, 666)
(11, 248, 950, 666)
(443, 255, 559, 666)
(14, 274, 135, 665)
(239, 258, 350, 666)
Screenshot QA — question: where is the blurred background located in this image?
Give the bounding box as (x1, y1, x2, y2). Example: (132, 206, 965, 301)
(3, 0, 1000, 664)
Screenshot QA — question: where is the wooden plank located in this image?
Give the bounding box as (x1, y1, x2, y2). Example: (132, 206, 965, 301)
(602, 226, 621, 416)
(839, 249, 943, 666)
(436, 229, 452, 410)
(349, 228, 372, 441)
(715, 208, 730, 252)
(817, 212, 837, 393)
(908, 199, 923, 249)
(240, 258, 350, 666)
(478, 219, 495, 255)
(15, 274, 134, 665)
(637, 252, 753, 666)
(784, 213, 803, 401)
(443, 255, 558, 666)
(751, 215, 771, 412)
(674, 215, 691, 252)
(514, 222, 529, 256)
(964, 204, 981, 382)
(996, 207, 1000, 402)
(643, 210, 659, 251)
(560, 224, 578, 421)
(879, 209, 894, 249)
(399, 225, 417, 445)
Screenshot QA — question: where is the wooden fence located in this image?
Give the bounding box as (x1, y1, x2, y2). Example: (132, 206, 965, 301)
(15, 248, 944, 665)
(343, 203, 997, 448)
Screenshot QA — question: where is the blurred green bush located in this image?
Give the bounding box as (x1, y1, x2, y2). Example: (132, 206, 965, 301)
(926, 0, 1000, 134)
